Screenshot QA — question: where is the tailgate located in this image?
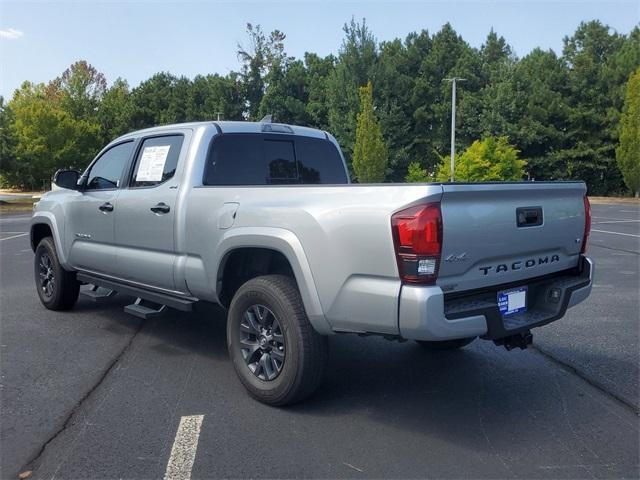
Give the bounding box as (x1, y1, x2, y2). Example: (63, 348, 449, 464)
(437, 182, 587, 293)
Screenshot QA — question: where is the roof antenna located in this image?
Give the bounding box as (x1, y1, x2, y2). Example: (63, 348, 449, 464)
(260, 114, 273, 123)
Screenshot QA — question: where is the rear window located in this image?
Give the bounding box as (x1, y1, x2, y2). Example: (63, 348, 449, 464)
(203, 133, 348, 185)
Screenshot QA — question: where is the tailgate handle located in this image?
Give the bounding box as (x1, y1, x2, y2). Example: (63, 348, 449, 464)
(516, 207, 543, 227)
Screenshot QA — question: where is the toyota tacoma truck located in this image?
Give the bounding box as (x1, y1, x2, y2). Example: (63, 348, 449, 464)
(31, 120, 593, 405)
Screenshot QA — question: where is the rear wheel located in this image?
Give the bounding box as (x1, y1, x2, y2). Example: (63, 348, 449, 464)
(34, 237, 80, 310)
(415, 337, 476, 350)
(227, 275, 328, 406)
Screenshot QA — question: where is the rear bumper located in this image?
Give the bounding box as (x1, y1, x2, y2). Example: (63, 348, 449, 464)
(398, 256, 593, 341)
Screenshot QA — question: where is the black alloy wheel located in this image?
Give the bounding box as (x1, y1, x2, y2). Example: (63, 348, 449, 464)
(239, 304, 286, 381)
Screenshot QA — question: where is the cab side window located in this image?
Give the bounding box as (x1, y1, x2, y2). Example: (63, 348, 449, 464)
(130, 135, 184, 188)
(86, 141, 134, 190)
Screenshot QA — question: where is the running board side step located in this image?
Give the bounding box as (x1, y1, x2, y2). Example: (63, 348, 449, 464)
(125, 298, 168, 319)
(81, 284, 117, 302)
(76, 272, 196, 312)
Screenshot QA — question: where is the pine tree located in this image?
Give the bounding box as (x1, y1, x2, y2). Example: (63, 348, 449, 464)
(326, 18, 378, 162)
(352, 82, 388, 182)
(562, 21, 627, 195)
(616, 68, 640, 197)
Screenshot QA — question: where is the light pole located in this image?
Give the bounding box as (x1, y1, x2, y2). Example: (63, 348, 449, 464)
(444, 77, 466, 182)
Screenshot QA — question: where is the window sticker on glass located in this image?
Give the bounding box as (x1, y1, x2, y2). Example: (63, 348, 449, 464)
(136, 145, 171, 182)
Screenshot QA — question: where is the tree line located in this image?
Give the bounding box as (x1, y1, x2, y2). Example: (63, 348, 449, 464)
(0, 19, 638, 195)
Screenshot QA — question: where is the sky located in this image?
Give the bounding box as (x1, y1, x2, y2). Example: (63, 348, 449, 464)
(1, 0, 639, 99)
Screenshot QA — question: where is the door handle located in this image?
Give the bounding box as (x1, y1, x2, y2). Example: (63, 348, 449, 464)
(150, 202, 170, 214)
(98, 202, 114, 213)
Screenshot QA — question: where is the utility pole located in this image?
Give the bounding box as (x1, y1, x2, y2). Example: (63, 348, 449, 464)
(444, 77, 466, 182)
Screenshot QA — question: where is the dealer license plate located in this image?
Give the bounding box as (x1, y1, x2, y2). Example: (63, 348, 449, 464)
(497, 287, 527, 316)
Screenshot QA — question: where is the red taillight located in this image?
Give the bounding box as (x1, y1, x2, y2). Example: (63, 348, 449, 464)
(391, 203, 442, 284)
(581, 195, 591, 254)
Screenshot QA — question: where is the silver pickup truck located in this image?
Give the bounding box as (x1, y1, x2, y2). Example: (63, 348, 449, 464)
(31, 121, 593, 405)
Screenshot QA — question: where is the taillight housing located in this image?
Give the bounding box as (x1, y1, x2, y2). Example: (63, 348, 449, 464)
(391, 203, 442, 284)
(581, 195, 591, 254)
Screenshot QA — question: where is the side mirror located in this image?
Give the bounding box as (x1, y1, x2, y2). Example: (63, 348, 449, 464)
(53, 169, 81, 190)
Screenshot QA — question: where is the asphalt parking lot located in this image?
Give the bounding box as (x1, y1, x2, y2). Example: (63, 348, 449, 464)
(1, 202, 638, 479)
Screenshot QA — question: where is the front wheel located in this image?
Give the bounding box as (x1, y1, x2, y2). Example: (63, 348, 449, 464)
(227, 275, 328, 406)
(415, 337, 476, 350)
(34, 237, 80, 310)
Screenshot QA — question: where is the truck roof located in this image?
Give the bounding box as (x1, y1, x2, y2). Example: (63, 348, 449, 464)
(116, 121, 328, 142)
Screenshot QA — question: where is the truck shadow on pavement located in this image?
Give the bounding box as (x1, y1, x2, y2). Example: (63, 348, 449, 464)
(70, 293, 230, 360)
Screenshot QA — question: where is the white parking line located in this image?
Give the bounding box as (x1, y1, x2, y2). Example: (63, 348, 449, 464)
(593, 217, 639, 222)
(0, 233, 28, 241)
(594, 220, 640, 225)
(591, 229, 640, 238)
(164, 415, 204, 480)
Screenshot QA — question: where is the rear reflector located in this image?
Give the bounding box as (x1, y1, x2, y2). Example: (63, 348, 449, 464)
(391, 203, 442, 284)
(581, 195, 591, 254)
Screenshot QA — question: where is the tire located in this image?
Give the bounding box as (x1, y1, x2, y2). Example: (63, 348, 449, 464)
(34, 237, 80, 311)
(415, 337, 476, 350)
(227, 274, 328, 406)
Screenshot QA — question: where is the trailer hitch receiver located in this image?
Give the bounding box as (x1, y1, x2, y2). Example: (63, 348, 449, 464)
(494, 331, 533, 351)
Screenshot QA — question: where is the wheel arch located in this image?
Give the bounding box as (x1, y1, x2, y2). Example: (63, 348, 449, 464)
(218, 247, 294, 305)
(31, 223, 52, 251)
(215, 228, 331, 335)
(30, 213, 69, 267)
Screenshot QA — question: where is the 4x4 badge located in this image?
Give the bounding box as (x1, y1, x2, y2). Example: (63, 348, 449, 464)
(445, 252, 468, 262)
